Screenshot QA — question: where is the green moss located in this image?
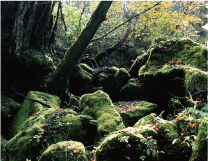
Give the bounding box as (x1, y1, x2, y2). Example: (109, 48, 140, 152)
(139, 66, 186, 109)
(129, 54, 149, 78)
(6, 107, 87, 161)
(118, 82, 142, 101)
(110, 66, 119, 74)
(39, 141, 87, 161)
(1, 96, 21, 139)
(95, 73, 114, 95)
(79, 90, 125, 140)
(137, 124, 158, 138)
(159, 120, 178, 139)
(135, 115, 156, 127)
(140, 38, 207, 75)
(113, 68, 130, 92)
(11, 91, 61, 136)
(189, 117, 208, 161)
(95, 127, 158, 161)
(120, 101, 158, 127)
(71, 65, 94, 84)
(18, 50, 55, 75)
(63, 114, 86, 141)
(78, 63, 94, 74)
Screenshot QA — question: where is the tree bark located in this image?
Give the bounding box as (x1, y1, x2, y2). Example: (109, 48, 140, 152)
(47, 1, 112, 96)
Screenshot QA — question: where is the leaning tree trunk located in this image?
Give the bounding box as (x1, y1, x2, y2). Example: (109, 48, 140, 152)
(47, 1, 112, 97)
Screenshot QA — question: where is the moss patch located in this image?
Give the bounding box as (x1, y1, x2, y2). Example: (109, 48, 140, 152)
(39, 141, 87, 161)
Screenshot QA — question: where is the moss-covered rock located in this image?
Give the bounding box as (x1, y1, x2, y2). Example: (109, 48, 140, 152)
(78, 63, 94, 74)
(11, 91, 61, 136)
(189, 117, 208, 161)
(39, 141, 88, 161)
(70, 65, 94, 95)
(18, 50, 55, 75)
(95, 127, 159, 161)
(118, 79, 142, 101)
(120, 101, 158, 127)
(80, 90, 125, 140)
(94, 72, 114, 95)
(6, 107, 92, 161)
(142, 38, 207, 73)
(129, 54, 149, 78)
(113, 68, 130, 92)
(1, 96, 21, 139)
(139, 65, 186, 111)
(110, 66, 119, 74)
(71, 65, 94, 85)
(135, 114, 179, 140)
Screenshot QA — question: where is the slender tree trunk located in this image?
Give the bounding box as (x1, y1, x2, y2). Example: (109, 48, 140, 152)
(47, 1, 112, 96)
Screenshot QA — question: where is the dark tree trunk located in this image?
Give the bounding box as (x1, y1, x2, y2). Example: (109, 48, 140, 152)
(47, 1, 112, 97)
(1, 1, 56, 97)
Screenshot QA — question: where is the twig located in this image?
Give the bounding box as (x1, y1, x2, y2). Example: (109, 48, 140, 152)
(14, 92, 52, 108)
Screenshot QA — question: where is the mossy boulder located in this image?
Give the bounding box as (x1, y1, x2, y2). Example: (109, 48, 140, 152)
(139, 65, 186, 111)
(80, 90, 125, 140)
(78, 63, 94, 74)
(189, 117, 208, 161)
(94, 73, 114, 95)
(70, 65, 94, 95)
(118, 79, 142, 101)
(95, 127, 159, 161)
(143, 37, 207, 72)
(135, 114, 179, 140)
(11, 91, 61, 136)
(113, 68, 130, 92)
(17, 50, 55, 76)
(110, 66, 119, 74)
(120, 101, 158, 127)
(129, 54, 149, 78)
(1, 96, 21, 139)
(6, 108, 92, 161)
(39, 141, 88, 161)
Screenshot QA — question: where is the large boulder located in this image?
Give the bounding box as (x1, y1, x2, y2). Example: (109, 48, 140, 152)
(1, 96, 21, 139)
(70, 64, 94, 95)
(95, 127, 159, 161)
(6, 107, 92, 161)
(119, 101, 159, 127)
(80, 90, 125, 140)
(137, 38, 207, 110)
(38, 141, 88, 161)
(135, 114, 179, 140)
(118, 78, 142, 101)
(113, 68, 130, 92)
(11, 91, 61, 136)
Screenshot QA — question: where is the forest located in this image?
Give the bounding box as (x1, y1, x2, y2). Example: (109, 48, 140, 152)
(1, 1, 208, 161)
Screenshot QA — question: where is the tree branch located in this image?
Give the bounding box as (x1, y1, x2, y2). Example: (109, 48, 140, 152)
(91, 1, 161, 42)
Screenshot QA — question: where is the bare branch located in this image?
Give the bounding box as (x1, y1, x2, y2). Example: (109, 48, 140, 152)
(91, 1, 161, 42)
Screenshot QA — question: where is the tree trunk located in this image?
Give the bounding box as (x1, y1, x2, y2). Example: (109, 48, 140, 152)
(47, 1, 112, 97)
